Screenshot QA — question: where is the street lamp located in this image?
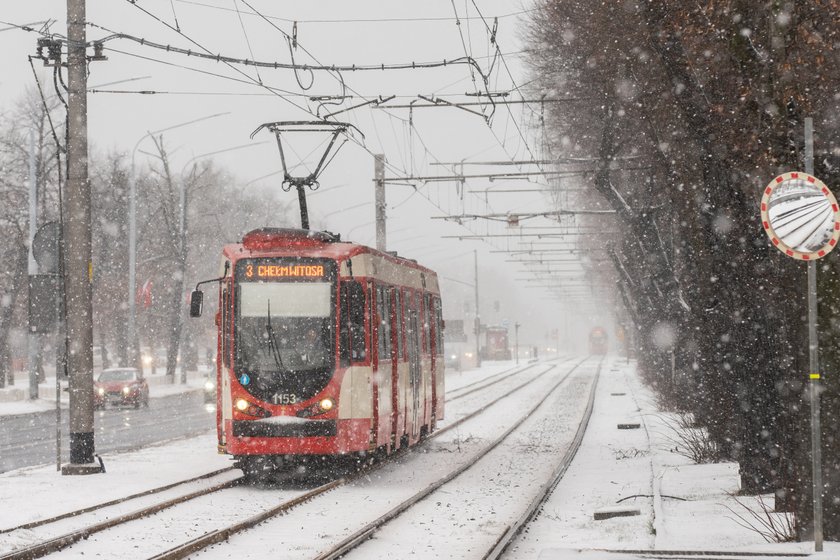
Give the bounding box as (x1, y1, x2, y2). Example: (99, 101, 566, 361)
(127, 112, 229, 370)
(175, 141, 265, 383)
(514, 321, 520, 364)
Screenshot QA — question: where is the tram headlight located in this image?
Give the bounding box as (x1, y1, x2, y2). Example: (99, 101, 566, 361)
(122, 386, 131, 395)
(234, 398, 270, 418)
(297, 397, 335, 418)
(97, 387, 105, 396)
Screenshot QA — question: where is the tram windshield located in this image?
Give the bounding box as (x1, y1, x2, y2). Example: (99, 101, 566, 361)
(237, 282, 334, 373)
(233, 257, 337, 403)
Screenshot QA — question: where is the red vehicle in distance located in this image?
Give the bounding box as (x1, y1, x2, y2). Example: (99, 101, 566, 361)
(94, 367, 149, 409)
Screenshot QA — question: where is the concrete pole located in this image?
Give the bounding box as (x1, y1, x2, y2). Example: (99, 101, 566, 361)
(375, 154, 386, 251)
(62, 0, 98, 474)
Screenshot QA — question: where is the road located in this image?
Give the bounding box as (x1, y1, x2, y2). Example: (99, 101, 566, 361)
(0, 391, 216, 473)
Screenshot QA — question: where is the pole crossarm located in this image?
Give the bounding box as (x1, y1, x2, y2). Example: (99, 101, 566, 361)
(441, 233, 612, 240)
(431, 210, 617, 223)
(430, 156, 644, 166)
(374, 97, 583, 109)
(384, 170, 597, 182)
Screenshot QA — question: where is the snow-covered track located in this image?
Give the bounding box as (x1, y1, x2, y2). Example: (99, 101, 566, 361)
(146, 360, 579, 560)
(311, 357, 598, 560)
(482, 358, 602, 559)
(447, 357, 570, 402)
(0, 360, 578, 560)
(0, 467, 236, 535)
(0, 468, 241, 560)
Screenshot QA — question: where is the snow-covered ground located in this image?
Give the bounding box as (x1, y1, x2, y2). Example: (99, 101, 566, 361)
(0, 357, 835, 559)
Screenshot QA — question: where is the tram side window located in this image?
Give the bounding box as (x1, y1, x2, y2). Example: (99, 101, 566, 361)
(434, 297, 443, 353)
(422, 293, 431, 354)
(395, 289, 404, 360)
(376, 286, 392, 360)
(340, 281, 367, 365)
(221, 285, 231, 367)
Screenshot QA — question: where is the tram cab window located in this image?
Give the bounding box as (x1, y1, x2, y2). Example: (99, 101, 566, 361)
(340, 281, 367, 365)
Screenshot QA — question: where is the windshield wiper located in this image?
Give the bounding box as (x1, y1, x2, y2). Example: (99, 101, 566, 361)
(265, 299, 285, 371)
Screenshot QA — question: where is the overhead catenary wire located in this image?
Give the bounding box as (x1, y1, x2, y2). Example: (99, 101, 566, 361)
(116, 2, 510, 224)
(230, 1, 502, 246)
(161, 0, 496, 248)
(232, 0, 262, 84)
(112, 5, 570, 291)
(173, 0, 537, 24)
(92, 30, 492, 80)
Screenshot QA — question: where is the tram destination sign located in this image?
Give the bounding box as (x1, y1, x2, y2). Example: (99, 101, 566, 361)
(236, 258, 334, 281)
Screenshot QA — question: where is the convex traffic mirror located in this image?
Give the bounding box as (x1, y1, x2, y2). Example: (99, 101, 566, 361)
(760, 171, 840, 260)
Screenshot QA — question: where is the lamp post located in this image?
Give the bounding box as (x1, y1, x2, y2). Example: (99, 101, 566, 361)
(127, 113, 229, 370)
(174, 141, 264, 383)
(474, 250, 481, 368)
(514, 321, 520, 364)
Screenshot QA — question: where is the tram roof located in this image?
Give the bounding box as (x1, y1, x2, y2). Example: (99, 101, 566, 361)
(222, 227, 437, 276)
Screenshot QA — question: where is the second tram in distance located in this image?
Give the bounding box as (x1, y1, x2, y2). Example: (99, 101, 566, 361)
(191, 228, 444, 478)
(589, 326, 608, 355)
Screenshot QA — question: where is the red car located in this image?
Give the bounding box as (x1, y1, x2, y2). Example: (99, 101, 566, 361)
(94, 368, 149, 409)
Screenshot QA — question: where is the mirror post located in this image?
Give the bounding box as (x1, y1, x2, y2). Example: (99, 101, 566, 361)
(804, 116, 823, 552)
(807, 258, 822, 552)
(760, 129, 836, 553)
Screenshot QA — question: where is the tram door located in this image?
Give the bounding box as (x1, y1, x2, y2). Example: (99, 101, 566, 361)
(407, 310, 422, 440)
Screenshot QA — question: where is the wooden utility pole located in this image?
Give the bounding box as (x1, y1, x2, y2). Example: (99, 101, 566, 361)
(62, 0, 98, 475)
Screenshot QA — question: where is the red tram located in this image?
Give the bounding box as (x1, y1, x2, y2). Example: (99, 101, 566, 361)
(588, 326, 608, 355)
(190, 228, 444, 477)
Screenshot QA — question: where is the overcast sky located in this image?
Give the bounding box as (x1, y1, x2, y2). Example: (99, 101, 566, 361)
(0, 1, 611, 351)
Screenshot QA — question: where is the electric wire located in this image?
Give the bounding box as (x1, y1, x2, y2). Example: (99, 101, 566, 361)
(234, 0, 497, 226)
(93, 28, 490, 79)
(100, 45, 303, 97)
(450, 0, 480, 97)
(173, 0, 537, 24)
(234, 0, 495, 216)
(469, 0, 543, 166)
(232, 0, 262, 84)
(99, 4, 523, 258)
